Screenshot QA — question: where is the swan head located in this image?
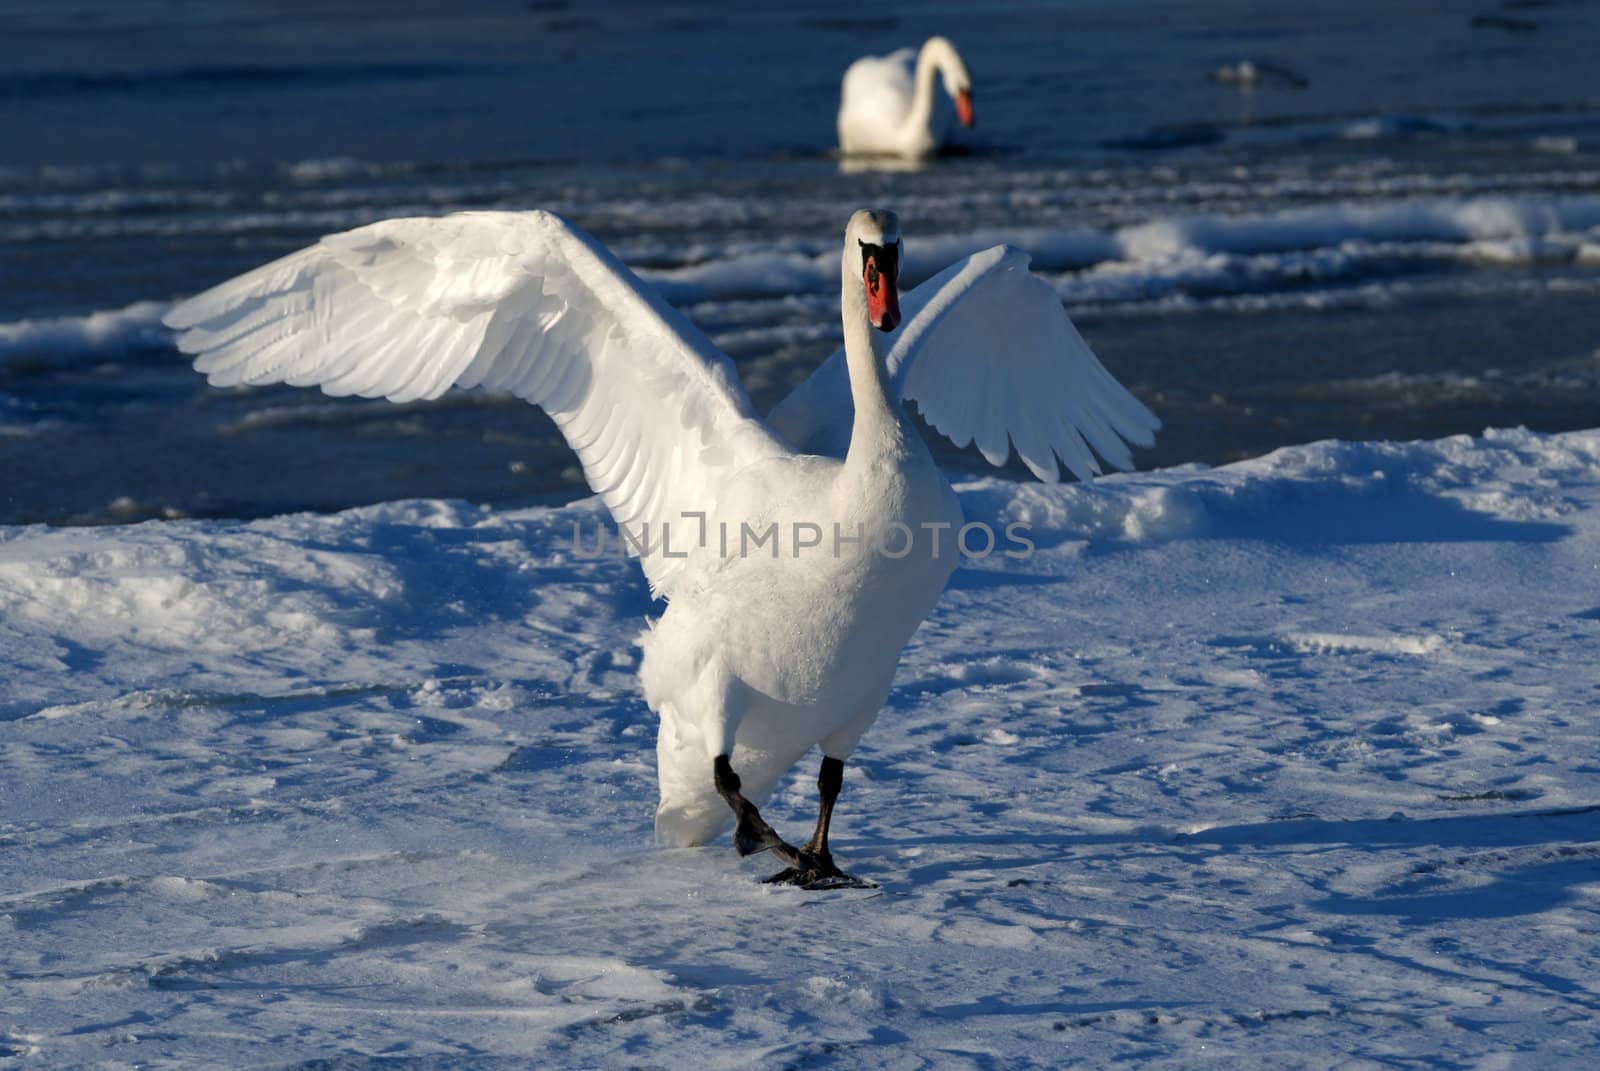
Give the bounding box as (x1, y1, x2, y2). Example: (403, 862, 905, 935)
(954, 87, 975, 128)
(924, 36, 975, 128)
(847, 209, 902, 332)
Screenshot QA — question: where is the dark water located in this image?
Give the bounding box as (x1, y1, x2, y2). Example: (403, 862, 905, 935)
(3, 0, 1600, 524)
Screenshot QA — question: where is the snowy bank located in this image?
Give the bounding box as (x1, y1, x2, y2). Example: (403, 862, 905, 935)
(4, 428, 1600, 1067)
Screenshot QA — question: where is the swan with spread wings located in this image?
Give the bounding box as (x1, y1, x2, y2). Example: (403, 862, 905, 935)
(166, 208, 1158, 888)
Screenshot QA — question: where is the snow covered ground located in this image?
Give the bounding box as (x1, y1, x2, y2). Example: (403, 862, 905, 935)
(4, 426, 1600, 1068)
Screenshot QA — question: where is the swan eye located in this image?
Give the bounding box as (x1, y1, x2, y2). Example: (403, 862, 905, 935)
(858, 238, 898, 289)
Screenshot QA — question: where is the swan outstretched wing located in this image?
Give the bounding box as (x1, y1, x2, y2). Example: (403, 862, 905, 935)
(166, 210, 789, 598)
(769, 244, 1159, 481)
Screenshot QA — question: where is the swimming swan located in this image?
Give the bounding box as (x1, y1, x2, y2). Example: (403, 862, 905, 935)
(837, 36, 975, 159)
(166, 209, 1158, 888)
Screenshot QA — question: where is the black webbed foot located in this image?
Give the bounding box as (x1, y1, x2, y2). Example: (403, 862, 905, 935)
(762, 851, 877, 890)
(715, 753, 866, 884)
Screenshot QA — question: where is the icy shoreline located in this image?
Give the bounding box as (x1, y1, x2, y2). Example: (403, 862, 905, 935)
(4, 427, 1599, 1066)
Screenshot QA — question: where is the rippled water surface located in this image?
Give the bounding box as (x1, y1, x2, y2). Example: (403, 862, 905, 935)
(3, 0, 1599, 523)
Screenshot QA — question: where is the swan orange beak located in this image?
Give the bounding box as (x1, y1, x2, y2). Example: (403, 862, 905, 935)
(864, 254, 901, 332)
(955, 89, 975, 128)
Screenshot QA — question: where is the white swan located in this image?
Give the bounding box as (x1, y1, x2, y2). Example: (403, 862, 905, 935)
(165, 208, 1158, 887)
(837, 36, 975, 159)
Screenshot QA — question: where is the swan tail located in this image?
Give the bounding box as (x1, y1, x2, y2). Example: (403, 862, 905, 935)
(653, 700, 731, 848)
(641, 620, 744, 848)
(654, 788, 731, 848)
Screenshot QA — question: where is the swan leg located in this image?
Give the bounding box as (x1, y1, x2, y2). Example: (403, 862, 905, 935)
(763, 756, 877, 890)
(803, 754, 843, 857)
(713, 754, 803, 867)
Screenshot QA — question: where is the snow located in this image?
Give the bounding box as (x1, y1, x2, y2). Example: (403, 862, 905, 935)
(0, 301, 169, 366)
(5, 427, 1600, 1067)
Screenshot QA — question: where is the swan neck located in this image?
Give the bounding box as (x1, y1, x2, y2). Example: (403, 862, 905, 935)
(906, 42, 942, 135)
(841, 280, 899, 462)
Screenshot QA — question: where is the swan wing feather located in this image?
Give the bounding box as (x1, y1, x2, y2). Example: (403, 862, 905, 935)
(167, 210, 789, 598)
(769, 244, 1159, 481)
